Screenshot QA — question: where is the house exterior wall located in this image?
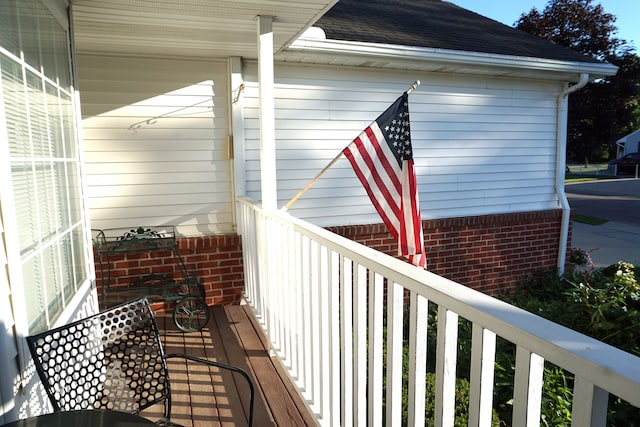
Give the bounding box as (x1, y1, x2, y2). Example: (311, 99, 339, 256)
(237, 61, 569, 290)
(618, 129, 640, 156)
(240, 62, 564, 225)
(79, 55, 244, 309)
(78, 55, 234, 236)
(81, 57, 570, 304)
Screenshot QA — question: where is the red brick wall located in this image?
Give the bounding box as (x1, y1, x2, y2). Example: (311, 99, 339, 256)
(327, 209, 570, 295)
(94, 234, 244, 308)
(94, 210, 571, 306)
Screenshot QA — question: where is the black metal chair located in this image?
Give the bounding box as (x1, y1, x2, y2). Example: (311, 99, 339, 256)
(26, 298, 254, 426)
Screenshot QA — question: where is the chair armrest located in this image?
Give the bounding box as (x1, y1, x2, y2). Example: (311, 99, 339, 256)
(164, 353, 254, 427)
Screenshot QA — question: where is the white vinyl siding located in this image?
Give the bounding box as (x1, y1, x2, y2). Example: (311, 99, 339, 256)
(79, 56, 232, 236)
(241, 63, 562, 226)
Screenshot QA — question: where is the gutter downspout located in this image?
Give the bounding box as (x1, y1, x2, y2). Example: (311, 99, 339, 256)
(556, 73, 589, 274)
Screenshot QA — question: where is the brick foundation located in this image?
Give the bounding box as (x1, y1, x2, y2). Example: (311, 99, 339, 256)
(94, 234, 244, 308)
(94, 210, 571, 305)
(327, 210, 571, 295)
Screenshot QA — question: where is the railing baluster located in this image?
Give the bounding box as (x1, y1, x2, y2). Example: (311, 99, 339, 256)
(301, 234, 312, 402)
(272, 220, 283, 354)
(281, 224, 292, 365)
(319, 245, 330, 423)
(407, 292, 428, 427)
(435, 308, 459, 426)
(386, 281, 404, 426)
(354, 264, 367, 424)
(329, 250, 340, 427)
(468, 325, 497, 427)
(368, 271, 384, 427)
(341, 256, 354, 427)
(292, 229, 302, 386)
(513, 347, 544, 426)
(311, 240, 321, 413)
(257, 211, 269, 330)
(572, 376, 609, 427)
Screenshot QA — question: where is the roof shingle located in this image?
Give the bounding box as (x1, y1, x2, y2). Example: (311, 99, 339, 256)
(315, 0, 601, 64)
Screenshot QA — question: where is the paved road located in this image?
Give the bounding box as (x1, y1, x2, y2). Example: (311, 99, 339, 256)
(566, 179, 640, 225)
(565, 179, 640, 267)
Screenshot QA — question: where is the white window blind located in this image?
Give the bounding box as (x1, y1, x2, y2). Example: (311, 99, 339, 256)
(0, 0, 88, 333)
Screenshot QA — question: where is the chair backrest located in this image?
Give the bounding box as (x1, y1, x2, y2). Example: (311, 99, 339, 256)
(26, 299, 171, 417)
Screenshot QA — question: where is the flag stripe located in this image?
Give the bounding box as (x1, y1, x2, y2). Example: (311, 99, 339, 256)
(401, 161, 422, 254)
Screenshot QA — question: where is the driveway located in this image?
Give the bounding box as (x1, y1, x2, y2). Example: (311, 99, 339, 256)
(566, 179, 640, 267)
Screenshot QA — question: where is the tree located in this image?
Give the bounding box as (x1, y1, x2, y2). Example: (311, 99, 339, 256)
(516, 0, 640, 163)
(568, 52, 640, 163)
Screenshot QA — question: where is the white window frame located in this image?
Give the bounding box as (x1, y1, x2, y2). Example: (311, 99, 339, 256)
(0, 0, 93, 361)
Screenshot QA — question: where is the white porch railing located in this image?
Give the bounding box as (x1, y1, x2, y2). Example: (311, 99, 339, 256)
(236, 197, 640, 426)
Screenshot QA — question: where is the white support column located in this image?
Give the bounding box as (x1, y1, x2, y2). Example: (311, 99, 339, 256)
(256, 15, 277, 211)
(229, 56, 245, 230)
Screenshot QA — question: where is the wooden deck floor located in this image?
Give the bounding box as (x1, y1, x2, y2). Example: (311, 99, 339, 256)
(152, 304, 316, 426)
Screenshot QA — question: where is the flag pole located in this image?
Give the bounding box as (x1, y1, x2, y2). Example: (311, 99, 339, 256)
(282, 151, 343, 210)
(282, 80, 421, 211)
(406, 79, 421, 94)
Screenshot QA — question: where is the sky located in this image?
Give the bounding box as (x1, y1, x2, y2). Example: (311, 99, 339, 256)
(451, 0, 640, 51)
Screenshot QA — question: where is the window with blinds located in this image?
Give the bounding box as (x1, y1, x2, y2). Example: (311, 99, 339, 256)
(0, 0, 88, 333)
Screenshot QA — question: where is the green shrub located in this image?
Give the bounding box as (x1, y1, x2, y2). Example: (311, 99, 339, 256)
(570, 247, 589, 265)
(400, 371, 500, 426)
(397, 304, 500, 426)
(503, 260, 640, 425)
(512, 261, 640, 356)
(394, 260, 640, 425)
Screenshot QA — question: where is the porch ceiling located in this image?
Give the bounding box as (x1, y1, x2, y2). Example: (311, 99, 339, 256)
(70, 0, 339, 59)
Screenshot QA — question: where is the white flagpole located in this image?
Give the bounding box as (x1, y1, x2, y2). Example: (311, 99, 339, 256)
(282, 152, 343, 210)
(406, 79, 421, 94)
(282, 80, 421, 211)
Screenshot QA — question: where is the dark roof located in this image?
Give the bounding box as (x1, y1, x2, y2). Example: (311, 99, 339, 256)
(315, 0, 601, 64)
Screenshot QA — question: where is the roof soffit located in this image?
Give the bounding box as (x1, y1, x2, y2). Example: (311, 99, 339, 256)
(70, 0, 338, 59)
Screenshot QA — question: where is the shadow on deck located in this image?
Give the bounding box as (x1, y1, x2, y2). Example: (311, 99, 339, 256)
(154, 304, 315, 426)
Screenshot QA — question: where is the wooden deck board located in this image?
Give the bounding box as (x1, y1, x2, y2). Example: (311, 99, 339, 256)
(147, 304, 314, 426)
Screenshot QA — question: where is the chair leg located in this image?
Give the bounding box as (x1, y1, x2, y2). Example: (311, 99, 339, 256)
(165, 353, 255, 427)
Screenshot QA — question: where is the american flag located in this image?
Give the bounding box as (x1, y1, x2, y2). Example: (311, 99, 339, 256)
(343, 92, 426, 268)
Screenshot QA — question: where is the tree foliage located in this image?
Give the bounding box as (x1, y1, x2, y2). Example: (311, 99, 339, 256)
(516, 0, 640, 163)
(516, 0, 622, 59)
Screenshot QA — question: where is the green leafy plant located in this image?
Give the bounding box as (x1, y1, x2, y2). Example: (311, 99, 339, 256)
(570, 247, 589, 265)
(390, 259, 639, 425)
(503, 260, 640, 425)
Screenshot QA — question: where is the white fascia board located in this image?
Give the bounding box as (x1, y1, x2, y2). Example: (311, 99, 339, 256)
(288, 37, 618, 80)
(276, 0, 340, 55)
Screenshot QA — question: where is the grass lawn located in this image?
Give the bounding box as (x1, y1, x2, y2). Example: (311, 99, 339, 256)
(565, 163, 615, 183)
(572, 214, 608, 225)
